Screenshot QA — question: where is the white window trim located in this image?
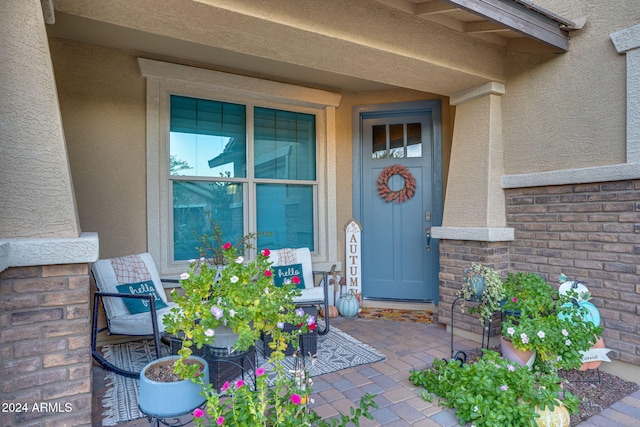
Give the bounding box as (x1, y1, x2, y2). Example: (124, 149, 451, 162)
(138, 58, 342, 276)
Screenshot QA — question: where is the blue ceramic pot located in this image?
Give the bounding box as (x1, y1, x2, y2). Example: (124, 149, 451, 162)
(139, 355, 209, 418)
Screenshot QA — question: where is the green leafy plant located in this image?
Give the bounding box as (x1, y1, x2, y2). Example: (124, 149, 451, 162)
(410, 350, 579, 427)
(500, 272, 602, 372)
(457, 263, 505, 326)
(165, 242, 378, 426)
(190, 361, 377, 427)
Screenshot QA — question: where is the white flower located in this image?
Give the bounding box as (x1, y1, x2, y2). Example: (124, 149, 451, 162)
(230, 275, 239, 283)
(235, 256, 244, 264)
(537, 330, 545, 339)
(521, 333, 529, 344)
(507, 327, 515, 336)
(562, 329, 569, 337)
(204, 328, 215, 337)
(473, 406, 479, 412)
(229, 309, 236, 317)
(180, 272, 190, 280)
(565, 339, 572, 346)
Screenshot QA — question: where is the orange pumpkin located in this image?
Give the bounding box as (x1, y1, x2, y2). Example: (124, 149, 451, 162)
(320, 305, 339, 319)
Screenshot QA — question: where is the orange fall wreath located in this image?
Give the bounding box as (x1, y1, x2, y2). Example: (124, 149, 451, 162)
(377, 164, 416, 203)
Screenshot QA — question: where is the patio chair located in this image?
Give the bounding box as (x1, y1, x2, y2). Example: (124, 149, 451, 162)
(267, 248, 330, 335)
(91, 253, 177, 377)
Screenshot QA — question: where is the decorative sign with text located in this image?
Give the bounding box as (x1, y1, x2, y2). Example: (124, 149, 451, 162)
(345, 219, 362, 294)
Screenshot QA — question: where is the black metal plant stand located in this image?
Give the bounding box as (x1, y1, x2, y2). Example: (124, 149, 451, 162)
(450, 296, 492, 364)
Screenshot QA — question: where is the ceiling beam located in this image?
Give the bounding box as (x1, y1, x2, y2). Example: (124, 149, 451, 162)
(442, 0, 570, 51)
(465, 21, 511, 34)
(415, 2, 458, 16)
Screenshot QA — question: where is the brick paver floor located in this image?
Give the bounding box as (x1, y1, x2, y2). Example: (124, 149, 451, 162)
(92, 316, 640, 426)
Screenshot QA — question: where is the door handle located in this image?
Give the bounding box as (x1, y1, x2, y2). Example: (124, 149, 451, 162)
(425, 227, 431, 251)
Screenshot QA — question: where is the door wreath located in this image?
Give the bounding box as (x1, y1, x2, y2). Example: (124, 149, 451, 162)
(377, 164, 416, 203)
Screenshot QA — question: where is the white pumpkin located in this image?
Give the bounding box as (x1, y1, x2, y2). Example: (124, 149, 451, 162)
(535, 400, 570, 427)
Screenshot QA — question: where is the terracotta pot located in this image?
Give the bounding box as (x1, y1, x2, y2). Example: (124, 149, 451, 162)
(580, 336, 605, 371)
(500, 336, 536, 369)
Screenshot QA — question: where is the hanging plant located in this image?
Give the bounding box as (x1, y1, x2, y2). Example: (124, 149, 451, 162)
(377, 164, 416, 204)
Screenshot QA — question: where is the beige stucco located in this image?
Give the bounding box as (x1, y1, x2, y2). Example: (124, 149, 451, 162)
(503, 0, 635, 173)
(0, 0, 80, 239)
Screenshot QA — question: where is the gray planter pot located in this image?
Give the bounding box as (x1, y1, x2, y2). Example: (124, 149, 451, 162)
(139, 355, 209, 418)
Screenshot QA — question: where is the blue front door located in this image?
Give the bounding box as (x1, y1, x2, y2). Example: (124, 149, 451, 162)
(355, 101, 442, 303)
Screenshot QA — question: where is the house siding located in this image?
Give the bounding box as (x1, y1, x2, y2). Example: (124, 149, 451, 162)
(506, 180, 640, 366)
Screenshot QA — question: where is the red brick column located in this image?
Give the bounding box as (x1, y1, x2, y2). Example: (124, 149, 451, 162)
(438, 240, 510, 339)
(0, 264, 92, 426)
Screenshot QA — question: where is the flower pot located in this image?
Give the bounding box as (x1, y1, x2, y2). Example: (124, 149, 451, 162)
(579, 336, 605, 371)
(500, 336, 536, 369)
(466, 275, 485, 302)
(139, 355, 209, 418)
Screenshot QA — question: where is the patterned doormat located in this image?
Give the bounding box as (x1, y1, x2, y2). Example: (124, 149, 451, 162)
(358, 307, 434, 323)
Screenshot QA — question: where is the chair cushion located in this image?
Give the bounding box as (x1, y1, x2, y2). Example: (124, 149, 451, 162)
(293, 286, 325, 304)
(92, 253, 169, 320)
(272, 263, 306, 289)
(115, 280, 169, 314)
(268, 248, 314, 289)
(108, 302, 177, 335)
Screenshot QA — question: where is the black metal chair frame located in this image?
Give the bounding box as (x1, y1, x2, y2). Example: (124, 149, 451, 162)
(298, 270, 330, 336)
(91, 291, 163, 378)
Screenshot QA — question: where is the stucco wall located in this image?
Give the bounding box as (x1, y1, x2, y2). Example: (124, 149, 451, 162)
(504, 0, 637, 173)
(49, 38, 147, 258)
(49, 37, 453, 264)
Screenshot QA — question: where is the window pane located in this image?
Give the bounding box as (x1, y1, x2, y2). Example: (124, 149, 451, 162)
(254, 107, 316, 180)
(389, 123, 404, 158)
(372, 125, 386, 158)
(256, 184, 314, 250)
(172, 180, 244, 261)
(407, 122, 422, 158)
(170, 95, 246, 178)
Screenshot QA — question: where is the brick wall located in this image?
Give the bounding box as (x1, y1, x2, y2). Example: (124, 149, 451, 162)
(437, 240, 510, 338)
(0, 264, 92, 426)
(506, 179, 640, 366)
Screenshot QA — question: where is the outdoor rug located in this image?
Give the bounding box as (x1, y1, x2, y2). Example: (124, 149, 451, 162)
(100, 323, 385, 426)
(358, 307, 434, 323)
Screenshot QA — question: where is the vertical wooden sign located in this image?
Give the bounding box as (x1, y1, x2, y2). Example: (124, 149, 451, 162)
(345, 219, 362, 295)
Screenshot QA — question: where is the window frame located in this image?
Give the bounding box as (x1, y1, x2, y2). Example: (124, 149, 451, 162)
(139, 58, 341, 276)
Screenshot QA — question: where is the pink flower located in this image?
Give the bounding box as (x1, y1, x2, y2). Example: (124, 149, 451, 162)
(235, 379, 245, 389)
(255, 367, 266, 377)
(512, 297, 518, 303)
(193, 408, 204, 418)
(290, 394, 302, 405)
(216, 417, 225, 426)
(292, 276, 301, 285)
(220, 381, 231, 392)
(264, 270, 273, 277)
(262, 248, 271, 257)
(223, 242, 232, 250)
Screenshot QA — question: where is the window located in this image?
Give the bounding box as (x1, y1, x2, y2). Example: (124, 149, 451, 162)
(139, 58, 341, 275)
(169, 96, 316, 261)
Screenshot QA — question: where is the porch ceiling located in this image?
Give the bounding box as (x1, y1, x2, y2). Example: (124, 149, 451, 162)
(377, 0, 577, 52)
(45, 0, 571, 95)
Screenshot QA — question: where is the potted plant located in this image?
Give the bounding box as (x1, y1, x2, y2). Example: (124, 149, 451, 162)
(164, 242, 378, 426)
(500, 272, 603, 372)
(457, 263, 505, 326)
(139, 355, 209, 418)
(410, 350, 578, 427)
